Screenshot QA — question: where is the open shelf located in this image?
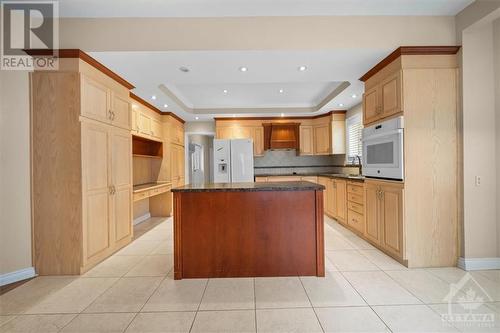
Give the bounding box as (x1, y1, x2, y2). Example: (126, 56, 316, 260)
(132, 135, 163, 158)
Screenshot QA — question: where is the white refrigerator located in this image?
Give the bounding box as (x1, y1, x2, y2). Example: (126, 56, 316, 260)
(213, 139, 254, 183)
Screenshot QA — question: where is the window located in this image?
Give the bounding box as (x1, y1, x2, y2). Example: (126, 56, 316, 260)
(346, 113, 363, 164)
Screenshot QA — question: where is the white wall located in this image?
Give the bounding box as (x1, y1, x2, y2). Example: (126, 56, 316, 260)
(345, 103, 362, 120)
(0, 71, 33, 276)
(184, 121, 215, 134)
(494, 17, 500, 256)
(459, 7, 500, 260)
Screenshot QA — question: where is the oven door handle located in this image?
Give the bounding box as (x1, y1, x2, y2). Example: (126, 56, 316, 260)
(362, 129, 403, 141)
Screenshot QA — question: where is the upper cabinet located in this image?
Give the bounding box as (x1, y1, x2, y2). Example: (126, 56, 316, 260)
(130, 93, 165, 142)
(362, 71, 402, 125)
(299, 125, 314, 155)
(215, 124, 265, 156)
(81, 75, 131, 130)
(215, 112, 345, 157)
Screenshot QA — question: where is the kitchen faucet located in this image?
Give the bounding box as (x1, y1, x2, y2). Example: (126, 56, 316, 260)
(354, 155, 362, 175)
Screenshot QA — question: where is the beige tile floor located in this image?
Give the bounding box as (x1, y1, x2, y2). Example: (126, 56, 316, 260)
(1, 216, 499, 332)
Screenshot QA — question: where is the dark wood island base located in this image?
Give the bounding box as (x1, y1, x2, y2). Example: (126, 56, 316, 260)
(171, 182, 325, 280)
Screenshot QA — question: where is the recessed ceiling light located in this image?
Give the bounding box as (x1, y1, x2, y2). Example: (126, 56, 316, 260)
(339, 103, 344, 107)
(223, 89, 228, 94)
(279, 88, 284, 93)
(281, 113, 285, 117)
(164, 104, 168, 108)
(151, 95, 156, 100)
(179, 66, 190, 73)
(239, 66, 248, 72)
(351, 94, 357, 98)
(195, 116, 199, 120)
(298, 65, 307, 71)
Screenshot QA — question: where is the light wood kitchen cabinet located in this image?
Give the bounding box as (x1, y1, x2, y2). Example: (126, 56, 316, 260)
(313, 124, 331, 155)
(151, 118, 163, 139)
(170, 121, 185, 145)
(82, 121, 132, 265)
(255, 176, 268, 182)
(216, 125, 264, 156)
(346, 181, 365, 235)
(364, 180, 404, 259)
(253, 127, 264, 156)
(138, 112, 151, 137)
(365, 181, 381, 245)
(362, 71, 402, 125)
(267, 176, 302, 182)
(170, 143, 185, 186)
(81, 75, 131, 130)
(333, 179, 347, 223)
(299, 125, 314, 155)
(359, 47, 460, 267)
(31, 54, 135, 275)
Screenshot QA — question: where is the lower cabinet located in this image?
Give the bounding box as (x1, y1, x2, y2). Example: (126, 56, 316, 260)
(82, 121, 132, 269)
(333, 179, 347, 223)
(364, 180, 404, 260)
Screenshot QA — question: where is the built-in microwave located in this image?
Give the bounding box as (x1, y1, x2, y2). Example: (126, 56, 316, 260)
(362, 116, 404, 180)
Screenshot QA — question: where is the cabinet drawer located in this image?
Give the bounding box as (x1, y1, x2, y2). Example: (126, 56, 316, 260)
(255, 177, 268, 182)
(133, 191, 149, 202)
(155, 186, 170, 195)
(347, 192, 364, 205)
(348, 209, 365, 234)
(348, 201, 364, 215)
(347, 183, 364, 195)
(301, 176, 318, 183)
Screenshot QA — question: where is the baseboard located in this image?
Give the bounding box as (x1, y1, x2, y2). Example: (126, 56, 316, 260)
(458, 257, 500, 271)
(0, 267, 37, 287)
(133, 213, 151, 225)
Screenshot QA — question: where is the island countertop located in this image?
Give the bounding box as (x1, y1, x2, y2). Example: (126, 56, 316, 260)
(171, 181, 325, 192)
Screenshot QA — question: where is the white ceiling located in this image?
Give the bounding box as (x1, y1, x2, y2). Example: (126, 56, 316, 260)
(90, 49, 390, 120)
(59, 0, 474, 18)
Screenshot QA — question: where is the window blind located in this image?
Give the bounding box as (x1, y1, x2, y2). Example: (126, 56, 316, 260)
(346, 114, 363, 163)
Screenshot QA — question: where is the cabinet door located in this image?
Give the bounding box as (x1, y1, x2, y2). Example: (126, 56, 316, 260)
(233, 126, 252, 139)
(365, 182, 381, 244)
(363, 86, 379, 125)
(326, 179, 336, 217)
(81, 75, 110, 124)
(131, 108, 138, 133)
(82, 121, 111, 261)
(253, 127, 264, 156)
(171, 144, 185, 182)
(216, 127, 233, 139)
(313, 124, 331, 155)
(299, 125, 314, 155)
(381, 71, 402, 118)
(138, 112, 151, 136)
(334, 180, 347, 222)
(151, 118, 163, 139)
(111, 127, 132, 243)
(317, 177, 329, 213)
(111, 93, 131, 130)
(380, 184, 404, 258)
(171, 122, 184, 145)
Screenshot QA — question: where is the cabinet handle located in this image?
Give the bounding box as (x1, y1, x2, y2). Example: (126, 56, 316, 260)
(109, 186, 114, 195)
(111, 111, 115, 120)
(108, 110, 113, 120)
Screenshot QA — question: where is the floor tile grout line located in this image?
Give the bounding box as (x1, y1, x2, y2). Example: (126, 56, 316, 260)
(188, 278, 209, 333)
(122, 268, 173, 333)
(298, 276, 325, 333)
(337, 267, 393, 333)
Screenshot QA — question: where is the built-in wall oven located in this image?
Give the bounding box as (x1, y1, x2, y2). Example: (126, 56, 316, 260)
(362, 116, 404, 180)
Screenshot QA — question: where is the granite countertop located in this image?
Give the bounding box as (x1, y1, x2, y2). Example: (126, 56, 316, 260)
(255, 172, 366, 182)
(133, 181, 172, 193)
(171, 181, 325, 192)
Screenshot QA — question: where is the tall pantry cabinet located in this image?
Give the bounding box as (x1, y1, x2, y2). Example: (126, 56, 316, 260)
(31, 51, 134, 275)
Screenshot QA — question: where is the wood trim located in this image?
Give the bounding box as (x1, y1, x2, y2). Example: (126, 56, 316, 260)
(315, 190, 325, 277)
(129, 92, 186, 124)
(173, 192, 182, 280)
(214, 110, 346, 121)
(24, 49, 135, 89)
(359, 46, 461, 82)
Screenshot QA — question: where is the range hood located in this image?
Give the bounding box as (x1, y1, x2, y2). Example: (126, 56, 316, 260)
(263, 123, 300, 151)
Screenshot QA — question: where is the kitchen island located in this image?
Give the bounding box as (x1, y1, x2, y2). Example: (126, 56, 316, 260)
(171, 182, 325, 279)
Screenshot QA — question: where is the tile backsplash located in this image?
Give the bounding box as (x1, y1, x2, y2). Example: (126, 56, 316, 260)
(254, 150, 360, 176)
